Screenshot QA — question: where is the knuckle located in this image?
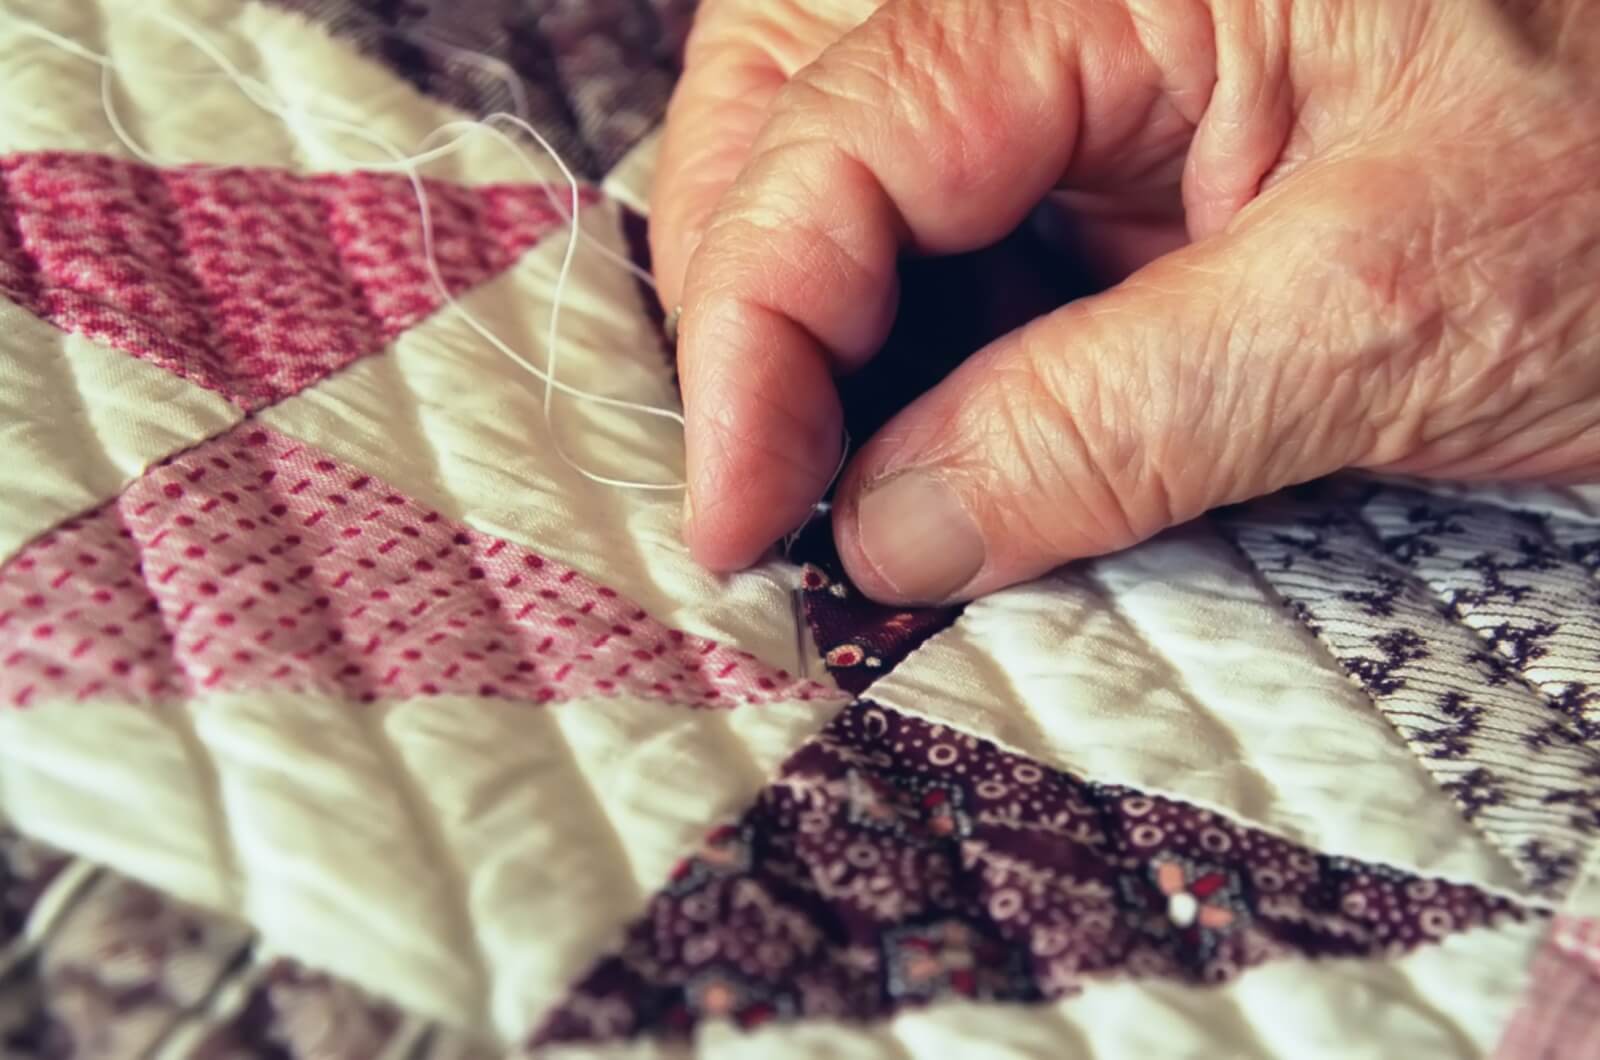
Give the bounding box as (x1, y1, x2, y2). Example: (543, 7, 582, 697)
(770, 2, 1042, 209)
(697, 139, 896, 354)
(988, 316, 1161, 553)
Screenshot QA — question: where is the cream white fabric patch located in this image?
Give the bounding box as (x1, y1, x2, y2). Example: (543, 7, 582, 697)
(0, 689, 834, 1041)
(601, 129, 662, 217)
(865, 524, 1527, 898)
(0, 0, 566, 184)
(0, 701, 233, 912)
(539, 918, 1543, 1060)
(0, 300, 242, 564)
(190, 690, 490, 1028)
(260, 199, 817, 682)
(382, 693, 832, 1040)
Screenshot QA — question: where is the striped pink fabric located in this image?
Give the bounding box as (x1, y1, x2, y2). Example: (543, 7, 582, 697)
(1496, 917, 1600, 1060)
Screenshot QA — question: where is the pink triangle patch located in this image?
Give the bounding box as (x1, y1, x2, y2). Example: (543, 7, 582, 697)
(0, 426, 841, 710)
(0, 151, 588, 410)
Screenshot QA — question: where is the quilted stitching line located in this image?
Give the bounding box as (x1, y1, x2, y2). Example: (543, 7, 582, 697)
(309, 337, 477, 543)
(124, 493, 209, 703)
(1342, 497, 1600, 763)
(1076, 562, 1261, 775)
(1, 423, 836, 709)
(1360, 489, 1600, 737)
(348, 702, 492, 1026)
(534, 700, 1536, 1046)
(528, 701, 652, 895)
(1219, 487, 1600, 895)
(1189, 507, 1531, 821)
(185, 694, 487, 1031)
(155, 702, 245, 916)
(206, 171, 391, 408)
(2, 301, 131, 517)
(2, 154, 239, 396)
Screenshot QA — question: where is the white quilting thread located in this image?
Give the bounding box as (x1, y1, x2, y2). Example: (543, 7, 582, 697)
(136, 11, 691, 497)
(4, 6, 849, 669)
(144, 10, 697, 501)
(2, 9, 688, 495)
(782, 428, 851, 559)
(320, 15, 661, 291)
(414, 114, 688, 493)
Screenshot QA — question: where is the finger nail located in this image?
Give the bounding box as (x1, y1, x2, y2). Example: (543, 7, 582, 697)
(856, 471, 985, 602)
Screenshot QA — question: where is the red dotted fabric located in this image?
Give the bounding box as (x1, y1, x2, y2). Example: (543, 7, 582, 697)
(0, 151, 588, 409)
(0, 425, 839, 709)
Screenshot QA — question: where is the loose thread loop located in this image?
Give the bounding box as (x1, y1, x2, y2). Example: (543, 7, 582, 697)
(2, 7, 859, 680)
(4, 7, 686, 494)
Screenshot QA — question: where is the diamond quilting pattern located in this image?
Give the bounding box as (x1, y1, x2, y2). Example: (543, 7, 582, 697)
(0, 425, 839, 710)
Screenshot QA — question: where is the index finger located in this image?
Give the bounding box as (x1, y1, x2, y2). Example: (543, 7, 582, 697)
(650, 1, 879, 311)
(679, 0, 1165, 569)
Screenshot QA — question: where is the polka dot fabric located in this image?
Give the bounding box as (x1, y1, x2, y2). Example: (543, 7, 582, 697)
(536, 701, 1530, 1044)
(0, 425, 841, 710)
(0, 151, 585, 409)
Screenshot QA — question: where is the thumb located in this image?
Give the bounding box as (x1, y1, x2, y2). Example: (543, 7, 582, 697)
(832, 163, 1428, 604)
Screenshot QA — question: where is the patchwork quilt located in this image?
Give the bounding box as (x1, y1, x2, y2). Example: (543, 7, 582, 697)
(0, 1, 1597, 1056)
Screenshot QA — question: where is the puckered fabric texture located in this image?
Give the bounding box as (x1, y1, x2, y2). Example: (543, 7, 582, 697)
(0, 1, 1596, 1057)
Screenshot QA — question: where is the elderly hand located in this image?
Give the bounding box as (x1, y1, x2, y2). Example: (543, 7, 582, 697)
(652, 0, 1600, 604)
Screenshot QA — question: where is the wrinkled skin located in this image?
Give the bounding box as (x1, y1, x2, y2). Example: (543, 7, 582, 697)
(653, 0, 1600, 605)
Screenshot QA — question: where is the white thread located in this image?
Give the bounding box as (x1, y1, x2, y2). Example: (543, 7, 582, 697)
(4, 7, 851, 678)
(418, 116, 687, 491)
(147, 10, 688, 493)
(100, 58, 167, 167)
(3, 7, 686, 493)
(344, 16, 658, 289)
(783, 427, 852, 557)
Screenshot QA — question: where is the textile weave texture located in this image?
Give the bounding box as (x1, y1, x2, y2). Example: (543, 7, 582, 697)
(0, 1, 1593, 1057)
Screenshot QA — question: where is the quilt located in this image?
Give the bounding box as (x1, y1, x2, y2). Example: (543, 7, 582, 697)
(0, 1, 1596, 1057)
